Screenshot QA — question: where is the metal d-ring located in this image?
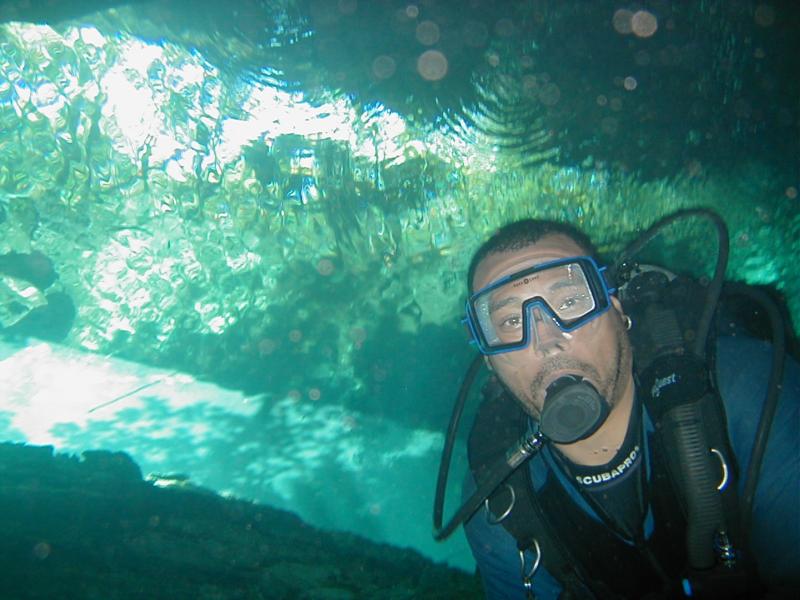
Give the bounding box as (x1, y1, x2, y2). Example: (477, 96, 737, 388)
(519, 538, 542, 595)
(485, 483, 516, 524)
(710, 447, 730, 491)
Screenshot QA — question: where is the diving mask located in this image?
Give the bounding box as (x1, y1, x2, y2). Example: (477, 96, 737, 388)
(465, 256, 614, 355)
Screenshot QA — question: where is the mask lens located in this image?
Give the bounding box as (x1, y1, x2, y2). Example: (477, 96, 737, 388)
(545, 262, 596, 321)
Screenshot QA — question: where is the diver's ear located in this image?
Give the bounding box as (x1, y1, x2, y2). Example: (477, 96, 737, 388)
(610, 296, 633, 330)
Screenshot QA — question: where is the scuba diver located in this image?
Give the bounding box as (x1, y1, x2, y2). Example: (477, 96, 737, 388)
(433, 210, 799, 598)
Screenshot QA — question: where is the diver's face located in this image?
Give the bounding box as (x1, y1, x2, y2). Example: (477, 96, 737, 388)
(472, 234, 633, 419)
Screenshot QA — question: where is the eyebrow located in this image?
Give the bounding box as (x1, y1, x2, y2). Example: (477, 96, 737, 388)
(548, 278, 581, 291)
(488, 296, 520, 314)
(487, 277, 582, 314)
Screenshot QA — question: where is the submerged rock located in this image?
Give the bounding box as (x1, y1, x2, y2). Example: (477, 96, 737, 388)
(0, 443, 480, 599)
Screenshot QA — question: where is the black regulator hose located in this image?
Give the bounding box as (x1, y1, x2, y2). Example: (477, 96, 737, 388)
(722, 283, 786, 540)
(433, 355, 546, 541)
(662, 395, 726, 569)
(616, 208, 730, 570)
(432, 354, 482, 540)
(613, 208, 729, 358)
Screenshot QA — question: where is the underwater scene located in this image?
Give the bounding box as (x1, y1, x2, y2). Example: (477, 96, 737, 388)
(0, 0, 798, 598)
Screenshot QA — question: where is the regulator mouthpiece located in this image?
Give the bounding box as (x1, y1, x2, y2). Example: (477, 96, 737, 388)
(540, 375, 609, 443)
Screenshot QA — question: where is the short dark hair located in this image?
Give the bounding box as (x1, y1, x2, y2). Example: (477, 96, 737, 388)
(467, 219, 599, 292)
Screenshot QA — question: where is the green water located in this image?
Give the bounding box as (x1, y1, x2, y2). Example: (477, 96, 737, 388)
(0, 0, 798, 573)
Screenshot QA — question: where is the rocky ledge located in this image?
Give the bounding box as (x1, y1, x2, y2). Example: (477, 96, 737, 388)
(0, 442, 480, 599)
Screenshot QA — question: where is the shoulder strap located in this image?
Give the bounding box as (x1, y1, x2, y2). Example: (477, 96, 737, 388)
(468, 379, 612, 599)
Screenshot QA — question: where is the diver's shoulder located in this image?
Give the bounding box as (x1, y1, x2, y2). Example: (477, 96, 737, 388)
(715, 333, 799, 402)
(714, 335, 778, 403)
(716, 333, 772, 353)
(715, 332, 790, 366)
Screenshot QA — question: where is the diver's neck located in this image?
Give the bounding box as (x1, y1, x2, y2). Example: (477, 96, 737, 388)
(553, 374, 635, 467)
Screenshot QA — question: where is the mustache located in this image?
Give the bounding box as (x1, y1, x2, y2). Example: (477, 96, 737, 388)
(530, 356, 602, 395)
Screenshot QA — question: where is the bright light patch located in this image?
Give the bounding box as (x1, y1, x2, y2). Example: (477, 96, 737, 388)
(215, 88, 411, 167)
(30, 82, 65, 121)
(0, 340, 258, 446)
(7, 22, 59, 45)
(164, 148, 197, 182)
(3, 20, 467, 185)
(119, 39, 164, 75)
(101, 61, 179, 164)
(79, 26, 106, 47)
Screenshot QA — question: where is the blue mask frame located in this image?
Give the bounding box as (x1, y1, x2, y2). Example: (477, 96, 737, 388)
(463, 256, 616, 355)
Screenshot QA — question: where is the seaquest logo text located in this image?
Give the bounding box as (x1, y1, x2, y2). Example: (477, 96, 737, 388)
(651, 373, 677, 398)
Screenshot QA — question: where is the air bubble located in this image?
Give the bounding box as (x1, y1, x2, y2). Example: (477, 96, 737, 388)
(538, 82, 561, 106)
(316, 258, 335, 275)
(631, 11, 658, 38)
(754, 4, 776, 27)
(258, 338, 277, 355)
(416, 21, 440, 45)
(32, 542, 51, 560)
(417, 50, 448, 81)
(612, 9, 633, 34)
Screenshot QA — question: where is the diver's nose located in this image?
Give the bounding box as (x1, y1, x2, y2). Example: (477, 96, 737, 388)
(530, 307, 571, 355)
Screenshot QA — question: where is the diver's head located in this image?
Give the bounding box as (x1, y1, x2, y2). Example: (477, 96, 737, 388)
(466, 221, 634, 442)
(467, 219, 600, 293)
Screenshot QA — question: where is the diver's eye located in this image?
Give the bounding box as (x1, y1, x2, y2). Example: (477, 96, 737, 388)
(557, 293, 592, 314)
(559, 296, 579, 309)
(498, 314, 522, 330)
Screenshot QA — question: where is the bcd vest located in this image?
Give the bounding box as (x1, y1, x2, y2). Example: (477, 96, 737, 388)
(467, 378, 756, 599)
